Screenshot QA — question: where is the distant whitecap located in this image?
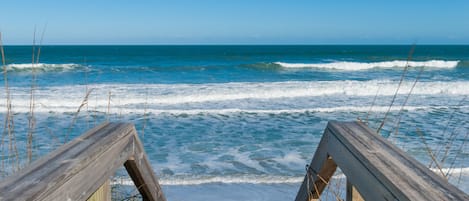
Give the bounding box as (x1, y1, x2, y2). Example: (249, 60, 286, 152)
(274, 60, 459, 70)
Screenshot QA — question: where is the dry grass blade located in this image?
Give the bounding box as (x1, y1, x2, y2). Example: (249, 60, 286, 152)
(0, 32, 7, 174)
(365, 86, 380, 125)
(27, 27, 37, 164)
(141, 88, 149, 138)
(65, 88, 94, 142)
(84, 58, 90, 129)
(35, 23, 47, 64)
(27, 25, 46, 163)
(0, 32, 20, 172)
(439, 126, 465, 167)
(415, 128, 446, 179)
(313, 181, 321, 201)
(107, 91, 111, 122)
(377, 45, 415, 134)
(94, 92, 98, 127)
(445, 131, 468, 178)
(0, 32, 5, 173)
(433, 96, 467, 167)
(389, 65, 425, 139)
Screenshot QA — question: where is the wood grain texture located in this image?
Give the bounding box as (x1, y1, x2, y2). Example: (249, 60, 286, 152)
(124, 133, 166, 201)
(296, 121, 469, 201)
(0, 122, 166, 201)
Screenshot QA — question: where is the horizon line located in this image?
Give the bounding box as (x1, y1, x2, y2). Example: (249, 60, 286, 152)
(3, 43, 469, 46)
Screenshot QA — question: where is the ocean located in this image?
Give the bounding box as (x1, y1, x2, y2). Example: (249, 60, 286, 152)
(1, 45, 468, 200)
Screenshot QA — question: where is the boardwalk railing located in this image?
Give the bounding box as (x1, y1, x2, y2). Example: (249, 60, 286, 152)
(1, 121, 468, 201)
(0, 122, 166, 201)
(295, 121, 469, 201)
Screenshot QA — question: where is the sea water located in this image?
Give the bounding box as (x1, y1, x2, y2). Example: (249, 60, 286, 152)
(0, 45, 468, 200)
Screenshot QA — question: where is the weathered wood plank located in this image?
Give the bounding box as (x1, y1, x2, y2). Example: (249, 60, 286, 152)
(0, 122, 166, 201)
(0, 123, 135, 201)
(327, 121, 469, 201)
(296, 121, 468, 201)
(124, 133, 166, 201)
(42, 134, 134, 200)
(325, 126, 396, 200)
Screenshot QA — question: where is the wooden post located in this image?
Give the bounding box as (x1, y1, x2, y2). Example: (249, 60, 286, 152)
(124, 125, 166, 201)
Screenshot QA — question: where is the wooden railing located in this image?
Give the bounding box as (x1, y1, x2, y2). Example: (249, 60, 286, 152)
(1, 121, 468, 201)
(0, 122, 166, 201)
(295, 121, 469, 201)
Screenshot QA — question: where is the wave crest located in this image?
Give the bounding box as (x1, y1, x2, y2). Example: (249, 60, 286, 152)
(113, 175, 303, 186)
(275, 60, 459, 70)
(5, 63, 83, 72)
(2, 80, 469, 113)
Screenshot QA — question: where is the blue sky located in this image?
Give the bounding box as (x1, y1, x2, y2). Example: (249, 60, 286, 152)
(1, 0, 469, 45)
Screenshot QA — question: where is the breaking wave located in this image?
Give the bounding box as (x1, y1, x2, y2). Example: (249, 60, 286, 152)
(2, 106, 468, 115)
(1, 80, 468, 113)
(274, 60, 459, 70)
(5, 63, 84, 72)
(113, 175, 303, 186)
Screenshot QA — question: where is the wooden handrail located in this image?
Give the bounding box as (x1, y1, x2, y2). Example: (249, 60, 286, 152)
(0, 122, 166, 201)
(295, 121, 469, 201)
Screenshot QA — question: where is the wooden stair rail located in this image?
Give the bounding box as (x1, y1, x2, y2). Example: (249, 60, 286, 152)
(295, 121, 469, 201)
(0, 122, 166, 201)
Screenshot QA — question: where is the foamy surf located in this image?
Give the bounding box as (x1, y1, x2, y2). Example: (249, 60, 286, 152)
(0, 80, 468, 114)
(111, 167, 469, 186)
(2, 106, 468, 115)
(275, 60, 459, 70)
(5, 63, 83, 72)
(112, 175, 303, 186)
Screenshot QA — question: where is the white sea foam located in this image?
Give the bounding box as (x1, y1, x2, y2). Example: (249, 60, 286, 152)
(275, 60, 459, 70)
(1, 80, 468, 113)
(1, 104, 467, 115)
(112, 175, 304, 186)
(111, 167, 469, 186)
(122, 80, 469, 105)
(6, 63, 82, 71)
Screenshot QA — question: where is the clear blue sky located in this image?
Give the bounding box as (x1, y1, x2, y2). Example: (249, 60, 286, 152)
(1, 0, 469, 45)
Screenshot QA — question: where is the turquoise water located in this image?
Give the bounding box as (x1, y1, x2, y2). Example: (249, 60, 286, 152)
(1, 45, 468, 200)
